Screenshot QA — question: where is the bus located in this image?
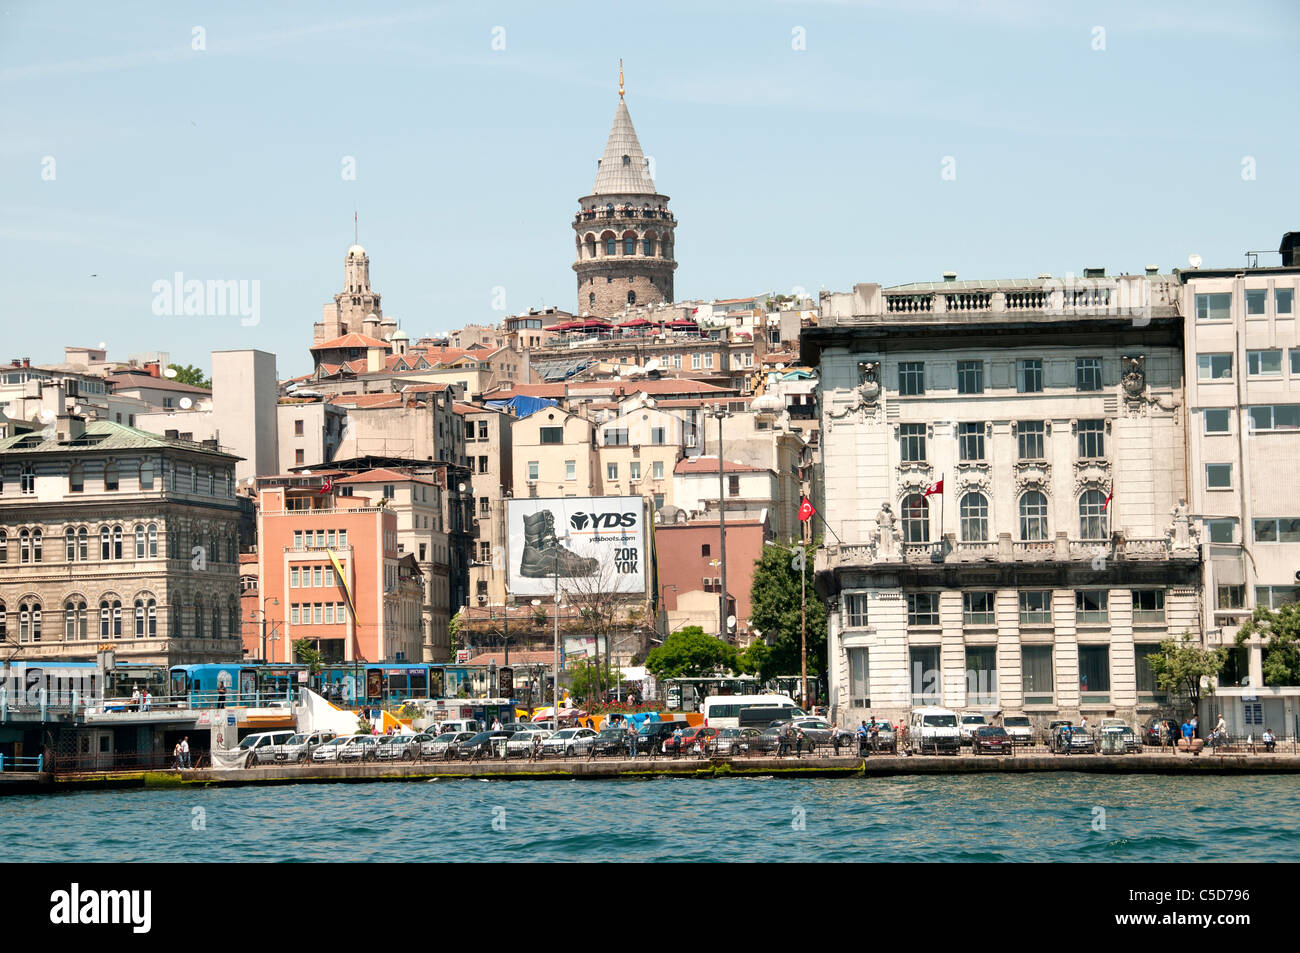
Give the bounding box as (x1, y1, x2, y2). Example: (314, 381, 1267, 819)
(1, 660, 167, 708)
(169, 663, 305, 708)
(702, 693, 801, 729)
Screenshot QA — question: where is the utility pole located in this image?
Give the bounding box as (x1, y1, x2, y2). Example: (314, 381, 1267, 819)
(709, 404, 732, 642)
(800, 522, 808, 711)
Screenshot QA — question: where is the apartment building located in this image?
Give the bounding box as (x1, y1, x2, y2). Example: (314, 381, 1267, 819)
(593, 400, 683, 508)
(254, 477, 423, 664)
(0, 415, 243, 666)
(461, 403, 513, 608)
(513, 407, 597, 498)
(1181, 236, 1300, 735)
(806, 271, 1199, 728)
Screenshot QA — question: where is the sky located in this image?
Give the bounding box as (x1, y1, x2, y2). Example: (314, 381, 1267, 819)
(2, 0, 1298, 378)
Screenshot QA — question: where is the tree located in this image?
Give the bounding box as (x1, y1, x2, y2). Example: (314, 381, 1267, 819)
(167, 363, 211, 389)
(748, 540, 827, 683)
(1237, 601, 1300, 686)
(568, 660, 623, 704)
(292, 638, 323, 675)
(1145, 633, 1228, 717)
(562, 560, 638, 694)
(735, 638, 770, 677)
(645, 626, 738, 680)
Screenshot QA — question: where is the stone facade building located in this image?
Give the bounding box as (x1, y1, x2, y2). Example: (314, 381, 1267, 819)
(806, 273, 1200, 729)
(0, 415, 243, 666)
(573, 82, 677, 318)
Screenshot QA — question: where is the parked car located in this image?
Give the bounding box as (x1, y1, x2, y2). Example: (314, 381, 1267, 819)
(438, 719, 483, 735)
(971, 725, 1014, 755)
(337, 735, 380, 762)
(237, 730, 297, 767)
(1051, 725, 1096, 754)
(715, 727, 759, 756)
(1098, 718, 1142, 753)
(592, 728, 630, 757)
(540, 727, 599, 757)
(422, 731, 476, 760)
(751, 726, 785, 754)
(1144, 717, 1179, 747)
(908, 707, 961, 755)
(958, 711, 988, 746)
(456, 731, 511, 760)
(374, 733, 428, 761)
(1045, 720, 1074, 746)
(787, 717, 855, 749)
(1000, 715, 1034, 746)
(505, 729, 552, 757)
(272, 730, 337, 763)
(311, 736, 351, 763)
(635, 721, 690, 755)
(855, 720, 898, 754)
(663, 725, 720, 755)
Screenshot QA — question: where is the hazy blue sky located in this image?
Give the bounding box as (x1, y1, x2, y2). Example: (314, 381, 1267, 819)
(2, 0, 1297, 378)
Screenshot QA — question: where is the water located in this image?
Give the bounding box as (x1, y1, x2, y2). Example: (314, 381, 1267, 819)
(4, 774, 1298, 862)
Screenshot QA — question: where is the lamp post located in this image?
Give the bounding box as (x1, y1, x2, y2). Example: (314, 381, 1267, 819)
(707, 404, 732, 642)
(250, 599, 280, 662)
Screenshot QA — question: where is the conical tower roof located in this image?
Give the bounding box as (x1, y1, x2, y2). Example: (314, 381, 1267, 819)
(591, 99, 658, 196)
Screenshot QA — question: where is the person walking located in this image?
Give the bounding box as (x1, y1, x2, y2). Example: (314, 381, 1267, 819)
(870, 718, 881, 754)
(216, 684, 226, 709)
(628, 723, 638, 759)
(1158, 719, 1169, 751)
(173, 741, 182, 770)
(131, 687, 141, 712)
(857, 720, 869, 756)
(1181, 720, 1193, 752)
(142, 690, 151, 712)
(671, 726, 684, 759)
(1215, 713, 1227, 738)
(180, 736, 191, 769)
(795, 726, 806, 759)
(1190, 715, 1199, 738)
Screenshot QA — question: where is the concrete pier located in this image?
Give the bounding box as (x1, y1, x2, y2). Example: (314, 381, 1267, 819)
(26, 750, 1300, 792)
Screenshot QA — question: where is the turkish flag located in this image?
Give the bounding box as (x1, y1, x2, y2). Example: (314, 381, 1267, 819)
(923, 478, 944, 497)
(318, 476, 333, 496)
(798, 498, 815, 522)
(1103, 484, 1114, 510)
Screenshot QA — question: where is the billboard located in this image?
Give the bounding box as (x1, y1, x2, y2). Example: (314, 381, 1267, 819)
(506, 496, 647, 597)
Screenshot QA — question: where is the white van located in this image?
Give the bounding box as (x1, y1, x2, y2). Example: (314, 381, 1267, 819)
(438, 719, 482, 735)
(908, 707, 961, 755)
(702, 694, 800, 729)
(237, 730, 297, 766)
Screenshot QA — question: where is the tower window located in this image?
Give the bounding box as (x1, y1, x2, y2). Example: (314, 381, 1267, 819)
(606, 238, 616, 255)
(624, 236, 636, 255)
(622, 154, 630, 165)
(628, 291, 636, 305)
(589, 293, 596, 307)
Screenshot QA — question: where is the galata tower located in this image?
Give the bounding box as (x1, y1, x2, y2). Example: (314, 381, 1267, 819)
(572, 64, 677, 318)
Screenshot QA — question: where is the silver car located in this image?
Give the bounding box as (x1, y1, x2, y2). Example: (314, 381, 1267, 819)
(505, 730, 552, 757)
(273, 730, 337, 763)
(421, 731, 475, 760)
(540, 727, 599, 757)
(374, 733, 427, 761)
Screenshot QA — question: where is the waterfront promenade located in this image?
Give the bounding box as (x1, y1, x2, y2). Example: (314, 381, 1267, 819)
(12, 748, 1299, 793)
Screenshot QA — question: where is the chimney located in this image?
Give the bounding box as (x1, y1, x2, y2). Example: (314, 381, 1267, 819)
(942, 272, 957, 282)
(22, 357, 30, 368)
(1279, 232, 1300, 268)
(1145, 265, 1159, 275)
(1083, 266, 1105, 278)
(145, 361, 161, 378)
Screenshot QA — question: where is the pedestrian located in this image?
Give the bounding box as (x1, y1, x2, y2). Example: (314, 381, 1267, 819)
(173, 741, 182, 770)
(1263, 727, 1276, 752)
(1216, 713, 1226, 736)
(795, 726, 805, 758)
(180, 736, 191, 769)
(217, 684, 226, 709)
(1080, 714, 1088, 732)
(131, 687, 141, 711)
(491, 718, 502, 731)
(1158, 719, 1169, 750)
(142, 690, 151, 712)
(672, 726, 683, 759)
(870, 718, 881, 753)
(856, 720, 869, 755)
(1190, 715, 1199, 739)
(628, 723, 638, 759)
(1181, 720, 1193, 751)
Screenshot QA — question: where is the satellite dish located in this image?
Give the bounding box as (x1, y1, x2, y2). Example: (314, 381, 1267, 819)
(163, 367, 178, 378)
(302, 469, 313, 475)
(727, 615, 737, 629)
(458, 483, 467, 492)
(644, 358, 661, 374)
(179, 397, 193, 410)
(72, 404, 83, 415)
(1188, 254, 1203, 268)
(98, 341, 107, 349)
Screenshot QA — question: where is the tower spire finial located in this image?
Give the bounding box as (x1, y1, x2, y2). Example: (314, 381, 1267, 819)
(618, 59, 624, 100)
(354, 209, 358, 245)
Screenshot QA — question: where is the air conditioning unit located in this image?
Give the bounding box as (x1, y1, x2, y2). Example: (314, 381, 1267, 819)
(685, 434, 696, 448)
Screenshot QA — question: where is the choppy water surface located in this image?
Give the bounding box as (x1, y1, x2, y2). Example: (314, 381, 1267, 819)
(4, 774, 1297, 862)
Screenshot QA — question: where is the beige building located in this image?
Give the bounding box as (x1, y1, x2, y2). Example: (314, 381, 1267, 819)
(1181, 238, 1300, 735)
(460, 403, 514, 608)
(808, 270, 1199, 728)
(513, 407, 596, 498)
(0, 416, 243, 666)
(593, 400, 685, 509)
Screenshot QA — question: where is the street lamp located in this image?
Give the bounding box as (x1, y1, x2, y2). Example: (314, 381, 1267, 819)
(250, 599, 280, 662)
(707, 403, 732, 642)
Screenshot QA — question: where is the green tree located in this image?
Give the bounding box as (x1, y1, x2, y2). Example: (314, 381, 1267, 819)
(292, 638, 324, 675)
(1237, 601, 1300, 686)
(735, 638, 770, 677)
(1145, 633, 1228, 717)
(748, 540, 827, 683)
(167, 363, 211, 389)
(568, 660, 623, 704)
(645, 626, 738, 680)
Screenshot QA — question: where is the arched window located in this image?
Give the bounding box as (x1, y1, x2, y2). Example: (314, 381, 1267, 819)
(77, 527, 87, 561)
(1019, 491, 1049, 541)
(147, 524, 158, 558)
(100, 526, 111, 560)
(229, 599, 239, 639)
(100, 598, 122, 638)
(66, 528, 77, 561)
(588, 292, 595, 308)
(605, 236, 616, 256)
(135, 524, 146, 559)
(112, 525, 123, 560)
(960, 492, 989, 542)
(32, 530, 41, 563)
(69, 464, 84, 493)
(901, 494, 930, 543)
(104, 462, 119, 491)
(1079, 489, 1109, 540)
(212, 605, 221, 638)
(65, 599, 87, 641)
(19, 530, 30, 564)
(623, 233, 636, 255)
(0, 600, 6, 641)
(139, 460, 154, 490)
(627, 291, 637, 306)
(19, 599, 41, 642)
(195, 598, 205, 638)
(642, 236, 653, 256)
(0, 530, 6, 563)
(134, 597, 157, 638)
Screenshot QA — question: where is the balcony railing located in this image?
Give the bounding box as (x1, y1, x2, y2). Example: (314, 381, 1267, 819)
(820, 535, 1181, 569)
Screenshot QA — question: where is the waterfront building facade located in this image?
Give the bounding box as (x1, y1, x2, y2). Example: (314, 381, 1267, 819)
(807, 273, 1200, 728)
(1181, 237, 1300, 736)
(0, 414, 243, 666)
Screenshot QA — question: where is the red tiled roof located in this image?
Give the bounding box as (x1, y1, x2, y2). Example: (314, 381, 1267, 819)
(310, 332, 391, 351)
(674, 456, 769, 475)
(326, 393, 405, 408)
(335, 467, 441, 486)
(107, 373, 210, 395)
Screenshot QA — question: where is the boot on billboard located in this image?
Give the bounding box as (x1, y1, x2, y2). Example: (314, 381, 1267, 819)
(519, 510, 598, 578)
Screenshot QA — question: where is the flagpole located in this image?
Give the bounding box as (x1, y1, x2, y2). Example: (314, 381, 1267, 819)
(940, 473, 945, 553)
